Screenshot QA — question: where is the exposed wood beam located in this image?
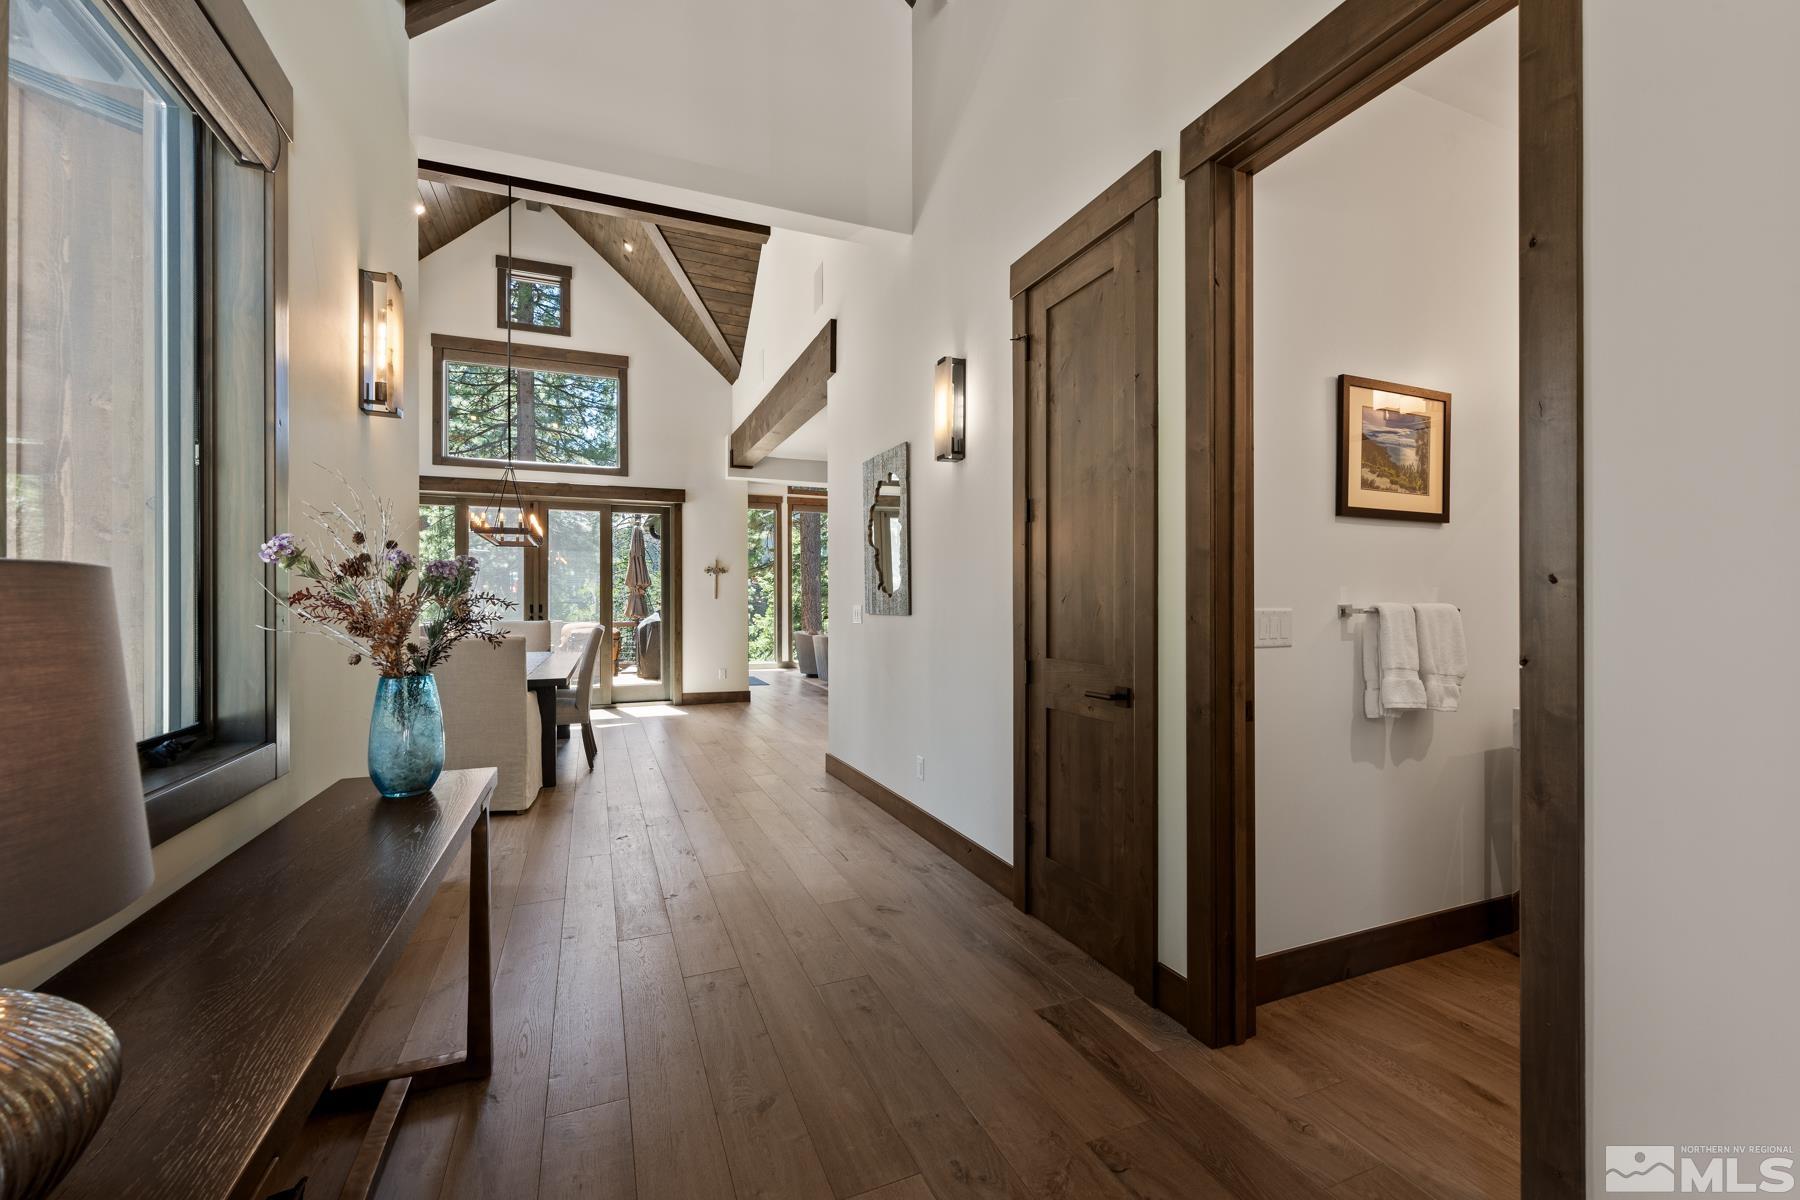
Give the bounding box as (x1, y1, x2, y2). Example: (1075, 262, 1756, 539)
(419, 159, 771, 243)
(646, 225, 741, 375)
(552, 207, 741, 383)
(730, 320, 836, 469)
(405, 0, 504, 38)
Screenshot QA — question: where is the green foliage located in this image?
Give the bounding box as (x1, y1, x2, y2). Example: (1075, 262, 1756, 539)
(507, 275, 564, 329)
(746, 506, 777, 662)
(789, 509, 828, 640)
(444, 361, 619, 469)
(419, 504, 457, 563)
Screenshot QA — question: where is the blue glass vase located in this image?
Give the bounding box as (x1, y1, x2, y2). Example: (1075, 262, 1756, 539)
(368, 674, 444, 798)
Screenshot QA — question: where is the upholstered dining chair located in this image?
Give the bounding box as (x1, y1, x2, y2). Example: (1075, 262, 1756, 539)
(555, 621, 604, 765)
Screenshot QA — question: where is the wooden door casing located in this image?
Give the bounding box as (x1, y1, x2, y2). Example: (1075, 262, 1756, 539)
(1014, 154, 1159, 1003)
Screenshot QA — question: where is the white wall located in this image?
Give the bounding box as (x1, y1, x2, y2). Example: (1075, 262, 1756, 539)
(1585, 0, 1800, 1183)
(1252, 79, 1519, 955)
(416, 205, 749, 693)
(3, 0, 420, 986)
(726, 0, 1343, 973)
(411, 0, 913, 234)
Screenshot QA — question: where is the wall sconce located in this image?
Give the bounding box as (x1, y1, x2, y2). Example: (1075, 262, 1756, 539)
(358, 269, 405, 418)
(933, 355, 966, 462)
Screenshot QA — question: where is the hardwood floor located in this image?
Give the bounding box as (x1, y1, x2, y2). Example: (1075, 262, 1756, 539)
(272, 670, 1519, 1199)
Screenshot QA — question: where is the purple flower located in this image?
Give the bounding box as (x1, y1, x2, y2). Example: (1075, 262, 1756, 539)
(457, 554, 479, 575)
(384, 546, 414, 570)
(258, 532, 299, 564)
(424, 558, 460, 581)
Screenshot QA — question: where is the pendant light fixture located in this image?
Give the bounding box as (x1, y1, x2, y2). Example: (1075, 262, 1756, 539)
(470, 182, 544, 549)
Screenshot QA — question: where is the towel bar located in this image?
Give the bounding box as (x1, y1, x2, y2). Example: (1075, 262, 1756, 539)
(1337, 604, 1461, 618)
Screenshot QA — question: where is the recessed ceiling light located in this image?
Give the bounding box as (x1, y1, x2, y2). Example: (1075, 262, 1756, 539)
(414, 203, 426, 217)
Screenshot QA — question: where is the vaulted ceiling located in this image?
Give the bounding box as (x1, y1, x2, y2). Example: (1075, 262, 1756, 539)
(416, 172, 765, 383)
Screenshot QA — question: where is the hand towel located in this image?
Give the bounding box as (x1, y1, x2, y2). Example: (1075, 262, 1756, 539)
(1415, 602, 1467, 712)
(1376, 603, 1427, 712)
(1361, 620, 1384, 718)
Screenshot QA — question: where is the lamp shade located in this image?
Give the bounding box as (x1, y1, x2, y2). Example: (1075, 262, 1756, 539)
(0, 561, 154, 962)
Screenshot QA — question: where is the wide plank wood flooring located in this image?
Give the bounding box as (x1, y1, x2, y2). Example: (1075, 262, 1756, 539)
(273, 670, 1519, 1199)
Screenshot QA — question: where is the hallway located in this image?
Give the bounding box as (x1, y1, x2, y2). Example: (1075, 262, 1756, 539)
(276, 672, 1518, 1199)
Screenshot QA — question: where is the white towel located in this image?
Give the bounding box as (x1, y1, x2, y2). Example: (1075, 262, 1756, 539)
(1361, 621, 1384, 718)
(1376, 603, 1427, 713)
(1415, 603, 1467, 712)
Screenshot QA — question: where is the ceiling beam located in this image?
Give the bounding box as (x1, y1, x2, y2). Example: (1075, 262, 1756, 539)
(646, 225, 741, 376)
(405, 0, 505, 38)
(419, 160, 771, 244)
(731, 320, 836, 469)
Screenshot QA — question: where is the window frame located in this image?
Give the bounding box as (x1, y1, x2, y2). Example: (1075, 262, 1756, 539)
(495, 255, 572, 337)
(746, 495, 785, 666)
(431, 333, 630, 477)
(1, 0, 293, 846)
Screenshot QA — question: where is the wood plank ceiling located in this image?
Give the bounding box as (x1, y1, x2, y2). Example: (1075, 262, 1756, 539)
(417, 178, 763, 384)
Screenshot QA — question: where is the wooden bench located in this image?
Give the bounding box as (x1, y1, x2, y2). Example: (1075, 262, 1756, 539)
(43, 768, 497, 1200)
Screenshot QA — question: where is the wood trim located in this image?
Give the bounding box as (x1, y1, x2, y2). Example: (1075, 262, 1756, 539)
(419, 475, 685, 505)
(1254, 895, 1519, 1005)
(193, 0, 293, 139)
(419, 159, 771, 243)
(1519, 0, 1584, 1191)
(825, 754, 1014, 899)
(109, 0, 285, 168)
(1008, 152, 1160, 298)
(646, 224, 740, 373)
(730, 320, 836, 469)
(1010, 292, 1028, 909)
(1178, 0, 1513, 175)
(747, 496, 786, 664)
(1152, 964, 1191, 1026)
(668, 504, 684, 704)
(495, 256, 573, 337)
(680, 690, 751, 706)
(1180, 0, 1584, 1189)
(404, 0, 504, 38)
(430, 336, 630, 478)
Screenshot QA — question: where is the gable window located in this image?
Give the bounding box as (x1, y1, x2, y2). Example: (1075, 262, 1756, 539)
(497, 255, 572, 336)
(432, 334, 628, 475)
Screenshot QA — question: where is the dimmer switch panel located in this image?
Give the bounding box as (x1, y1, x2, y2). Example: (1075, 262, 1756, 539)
(1254, 608, 1294, 648)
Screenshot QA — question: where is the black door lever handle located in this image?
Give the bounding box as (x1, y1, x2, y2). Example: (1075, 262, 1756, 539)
(1083, 687, 1133, 707)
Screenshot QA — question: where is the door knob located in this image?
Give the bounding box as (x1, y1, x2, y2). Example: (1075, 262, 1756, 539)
(1083, 687, 1133, 707)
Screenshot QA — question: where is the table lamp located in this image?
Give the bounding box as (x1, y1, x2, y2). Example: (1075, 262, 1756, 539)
(0, 561, 155, 1199)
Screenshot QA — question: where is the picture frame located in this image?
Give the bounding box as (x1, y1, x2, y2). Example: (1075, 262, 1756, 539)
(1336, 375, 1452, 523)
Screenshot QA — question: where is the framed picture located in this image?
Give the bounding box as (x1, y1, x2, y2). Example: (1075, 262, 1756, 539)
(1336, 375, 1451, 522)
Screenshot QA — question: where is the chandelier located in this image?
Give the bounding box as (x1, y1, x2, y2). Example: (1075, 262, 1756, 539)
(470, 181, 543, 549)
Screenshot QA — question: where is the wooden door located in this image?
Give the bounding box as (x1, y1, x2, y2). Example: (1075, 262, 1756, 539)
(1014, 156, 1159, 1001)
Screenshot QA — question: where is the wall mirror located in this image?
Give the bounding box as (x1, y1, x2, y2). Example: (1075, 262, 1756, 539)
(862, 442, 911, 615)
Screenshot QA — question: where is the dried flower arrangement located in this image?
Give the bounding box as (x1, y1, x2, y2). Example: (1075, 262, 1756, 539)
(259, 486, 512, 677)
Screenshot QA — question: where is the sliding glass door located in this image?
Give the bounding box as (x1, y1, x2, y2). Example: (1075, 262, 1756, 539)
(419, 493, 674, 704)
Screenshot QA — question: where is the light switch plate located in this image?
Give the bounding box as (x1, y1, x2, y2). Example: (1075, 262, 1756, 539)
(852, 605, 863, 624)
(1254, 608, 1293, 648)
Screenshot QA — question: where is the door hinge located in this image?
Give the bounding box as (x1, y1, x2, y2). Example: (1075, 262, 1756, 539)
(1025, 659, 1035, 685)
(1246, 700, 1255, 723)
(1025, 497, 1036, 524)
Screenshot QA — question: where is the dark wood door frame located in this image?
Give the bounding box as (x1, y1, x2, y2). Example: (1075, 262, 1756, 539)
(1180, 0, 1583, 1193)
(1010, 151, 1161, 994)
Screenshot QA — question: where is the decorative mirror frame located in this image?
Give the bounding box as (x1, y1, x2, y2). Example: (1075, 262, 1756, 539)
(862, 442, 912, 616)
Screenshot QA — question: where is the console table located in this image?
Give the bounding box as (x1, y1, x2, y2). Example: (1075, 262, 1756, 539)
(43, 768, 497, 1200)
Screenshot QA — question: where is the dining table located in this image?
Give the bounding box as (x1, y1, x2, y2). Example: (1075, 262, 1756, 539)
(525, 646, 583, 787)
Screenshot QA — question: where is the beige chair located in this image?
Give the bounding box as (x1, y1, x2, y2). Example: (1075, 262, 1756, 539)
(554, 622, 604, 765)
(435, 635, 543, 812)
(498, 619, 551, 651)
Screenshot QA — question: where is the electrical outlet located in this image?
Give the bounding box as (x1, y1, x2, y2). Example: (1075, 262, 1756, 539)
(852, 605, 862, 625)
(915, 755, 926, 780)
(1254, 608, 1294, 648)
(716, 667, 727, 681)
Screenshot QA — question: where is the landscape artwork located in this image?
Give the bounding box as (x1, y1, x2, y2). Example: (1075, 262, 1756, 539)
(1337, 375, 1451, 522)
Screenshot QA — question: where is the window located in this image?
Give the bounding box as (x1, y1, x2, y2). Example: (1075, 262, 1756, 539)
(497, 256, 572, 336)
(789, 503, 828, 645)
(432, 335, 628, 475)
(3, 0, 288, 840)
(747, 499, 780, 664)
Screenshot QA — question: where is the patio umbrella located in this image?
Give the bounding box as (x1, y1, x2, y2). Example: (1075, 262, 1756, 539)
(623, 521, 652, 621)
